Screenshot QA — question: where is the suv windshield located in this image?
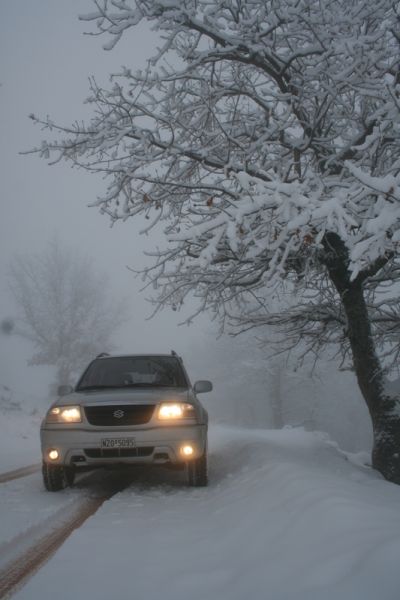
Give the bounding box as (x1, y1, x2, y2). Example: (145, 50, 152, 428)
(76, 356, 188, 390)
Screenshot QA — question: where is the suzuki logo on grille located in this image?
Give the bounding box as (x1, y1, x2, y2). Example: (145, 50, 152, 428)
(113, 409, 125, 419)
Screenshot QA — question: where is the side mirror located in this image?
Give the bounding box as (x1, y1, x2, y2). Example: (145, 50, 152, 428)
(57, 385, 73, 397)
(194, 380, 213, 394)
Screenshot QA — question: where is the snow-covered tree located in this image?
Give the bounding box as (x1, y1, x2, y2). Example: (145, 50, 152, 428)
(8, 240, 126, 386)
(30, 0, 400, 482)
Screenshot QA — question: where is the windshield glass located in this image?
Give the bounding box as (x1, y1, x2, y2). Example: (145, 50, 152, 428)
(76, 356, 188, 390)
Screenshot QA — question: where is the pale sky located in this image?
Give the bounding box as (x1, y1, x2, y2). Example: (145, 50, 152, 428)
(0, 0, 217, 400)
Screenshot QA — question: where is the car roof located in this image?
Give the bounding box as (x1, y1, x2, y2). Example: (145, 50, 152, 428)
(95, 353, 181, 359)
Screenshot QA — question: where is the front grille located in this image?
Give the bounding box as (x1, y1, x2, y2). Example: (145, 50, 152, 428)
(84, 404, 155, 426)
(84, 447, 154, 458)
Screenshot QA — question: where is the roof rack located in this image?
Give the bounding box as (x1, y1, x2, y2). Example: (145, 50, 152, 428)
(96, 352, 110, 358)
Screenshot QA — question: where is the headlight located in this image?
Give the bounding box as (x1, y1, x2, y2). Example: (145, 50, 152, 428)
(158, 402, 195, 420)
(46, 405, 82, 423)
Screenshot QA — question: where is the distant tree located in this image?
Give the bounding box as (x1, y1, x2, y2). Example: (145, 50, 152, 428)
(8, 240, 126, 386)
(0, 318, 15, 336)
(30, 1, 400, 482)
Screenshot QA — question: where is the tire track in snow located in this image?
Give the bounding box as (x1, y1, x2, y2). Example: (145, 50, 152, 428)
(0, 469, 137, 598)
(0, 496, 104, 599)
(0, 465, 41, 484)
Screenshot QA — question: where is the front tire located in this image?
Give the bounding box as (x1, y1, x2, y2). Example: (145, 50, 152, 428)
(187, 453, 208, 487)
(42, 462, 72, 491)
(64, 465, 75, 486)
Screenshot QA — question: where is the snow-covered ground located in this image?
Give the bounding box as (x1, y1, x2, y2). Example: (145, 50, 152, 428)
(1, 416, 400, 600)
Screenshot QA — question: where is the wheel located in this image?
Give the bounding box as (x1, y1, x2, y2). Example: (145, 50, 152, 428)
(42, 462, 71, 491)
(187, 453, 208, 487)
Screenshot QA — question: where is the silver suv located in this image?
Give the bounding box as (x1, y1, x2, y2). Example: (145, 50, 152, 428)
(41, 353, 211, 490)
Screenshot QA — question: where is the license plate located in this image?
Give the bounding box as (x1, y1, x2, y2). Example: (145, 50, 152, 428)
(101, 438, 136, 449)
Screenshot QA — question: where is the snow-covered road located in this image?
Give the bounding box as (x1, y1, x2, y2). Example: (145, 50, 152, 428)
(2, 424, 400, 600)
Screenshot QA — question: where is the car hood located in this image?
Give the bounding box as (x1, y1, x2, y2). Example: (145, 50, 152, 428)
(53, 387, 192, 406)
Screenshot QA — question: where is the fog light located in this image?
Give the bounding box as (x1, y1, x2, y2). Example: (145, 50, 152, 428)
(48, 449, 59, 461)
(181, 445, 194, 457)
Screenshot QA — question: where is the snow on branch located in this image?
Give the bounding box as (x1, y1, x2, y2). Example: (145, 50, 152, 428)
(31, 0, 400, 353)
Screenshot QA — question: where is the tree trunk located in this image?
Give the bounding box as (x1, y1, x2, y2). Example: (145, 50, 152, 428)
(340, 284, 400, 482)
(323, 233, 400, 484)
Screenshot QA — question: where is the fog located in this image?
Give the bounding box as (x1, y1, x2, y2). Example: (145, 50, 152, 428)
(0, 1, 372, 451)
(0, 1, 208, 393)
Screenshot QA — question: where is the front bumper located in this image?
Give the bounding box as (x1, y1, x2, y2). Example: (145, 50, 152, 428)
(41, 424, 207, 467)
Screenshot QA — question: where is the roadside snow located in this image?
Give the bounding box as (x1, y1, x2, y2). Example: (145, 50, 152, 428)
(8, 425, 400, 600)
(0, 409, 41, 471)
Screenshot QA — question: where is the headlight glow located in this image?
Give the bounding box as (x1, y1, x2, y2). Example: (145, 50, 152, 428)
(181, 445, 194, 456)
(61, 407, 81, 422)
(47, 405, 82, 423)
(158, 402, 195, 420)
